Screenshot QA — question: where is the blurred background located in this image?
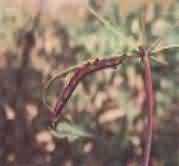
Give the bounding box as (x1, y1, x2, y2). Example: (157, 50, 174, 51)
(0, 0, 179, 165)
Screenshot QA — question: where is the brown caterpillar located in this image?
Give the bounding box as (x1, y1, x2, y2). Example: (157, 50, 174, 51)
(50, 55, 127, 121)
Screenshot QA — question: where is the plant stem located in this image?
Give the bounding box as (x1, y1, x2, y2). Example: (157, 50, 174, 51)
(139, 47, 155, 166)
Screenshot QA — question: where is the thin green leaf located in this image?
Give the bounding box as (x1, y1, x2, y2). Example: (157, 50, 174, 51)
(86, 5, 122, 38)
(51, 121, 92, 142)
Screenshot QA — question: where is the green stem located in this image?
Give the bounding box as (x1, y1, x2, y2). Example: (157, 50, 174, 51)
(86, 6, 122, 37)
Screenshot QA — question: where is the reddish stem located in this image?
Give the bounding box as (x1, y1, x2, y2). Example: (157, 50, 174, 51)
(139, 47, 155, 166)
